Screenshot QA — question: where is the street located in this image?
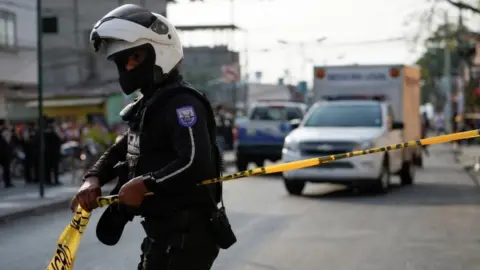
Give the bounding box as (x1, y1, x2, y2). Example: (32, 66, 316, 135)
(2, 145, 480, 270)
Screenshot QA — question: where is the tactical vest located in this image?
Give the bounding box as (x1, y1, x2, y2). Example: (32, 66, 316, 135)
(124, 81, 223, 204)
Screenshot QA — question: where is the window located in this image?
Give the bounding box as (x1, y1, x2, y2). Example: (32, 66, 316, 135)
(304, 103, 383, 127)
(0, 10, 16, 49)
(286, 107, 303, 120)
(250, 105, 303, 121)
(42, 16, 58, 34)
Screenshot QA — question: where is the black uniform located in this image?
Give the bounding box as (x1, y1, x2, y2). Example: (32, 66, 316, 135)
(0, 123, 13, 188)
(36, 119, 62, 185)
(85, 77, 226, 270)
(21, 124, 37, 183)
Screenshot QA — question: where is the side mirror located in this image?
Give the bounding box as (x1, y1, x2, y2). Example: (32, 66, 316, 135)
(289, 118, 302, 130)
(392, 121, 404, 130)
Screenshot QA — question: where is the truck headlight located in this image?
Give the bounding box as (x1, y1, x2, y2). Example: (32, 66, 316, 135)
(354, 140, 375, 151)
(283, 137, 299, 152)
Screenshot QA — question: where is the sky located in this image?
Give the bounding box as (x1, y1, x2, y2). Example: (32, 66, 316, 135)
(167, 0, 477, 86)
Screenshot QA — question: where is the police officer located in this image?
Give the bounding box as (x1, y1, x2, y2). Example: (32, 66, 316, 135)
(36, 116, 62, 185)
(0, 119, 13, 188)
(214, 105, 228, 152)
(70, 4, 232, 269)
(45, 117, 62, 185)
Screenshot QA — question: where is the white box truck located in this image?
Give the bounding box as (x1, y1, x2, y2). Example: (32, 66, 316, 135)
(312, 64, 423, 165)
(281, 65, 422, 194)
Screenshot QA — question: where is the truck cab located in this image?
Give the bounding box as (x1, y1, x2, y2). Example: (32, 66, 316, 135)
(235, 100, 307, 171)
(282, 99, 415, 195)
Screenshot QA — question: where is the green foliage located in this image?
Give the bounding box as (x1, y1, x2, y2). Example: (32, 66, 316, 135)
(416, 23, 466, 104)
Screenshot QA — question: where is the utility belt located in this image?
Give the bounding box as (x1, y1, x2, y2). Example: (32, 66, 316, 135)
(96, 161, 236, 250)
(141, 204, 236, 250)
(141, 209, 208, 238)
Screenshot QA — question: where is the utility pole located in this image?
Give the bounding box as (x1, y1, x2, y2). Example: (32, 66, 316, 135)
(299, 42, 306, 82)
(73, 0, 81, 83)
(243, 35, 249, 113)
(37, 0, 45, 198)
(230, 0, 237, 112)
(456, 7, 465, 132)
(443, 11, 453, 134)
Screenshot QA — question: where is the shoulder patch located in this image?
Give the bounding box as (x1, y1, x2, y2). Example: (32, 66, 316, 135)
(176, 106, 197, 127)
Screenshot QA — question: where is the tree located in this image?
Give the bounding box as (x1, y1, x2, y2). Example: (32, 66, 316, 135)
(445, 0, 480, 14)
(415, 23, 464, 105)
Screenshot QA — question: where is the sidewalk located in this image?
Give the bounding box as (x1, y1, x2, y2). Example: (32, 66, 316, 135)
(453, 144, 480, 167)
(0, 151, 236, 223)
(453, 144, 480, 185)
(0, 173, 116, 223)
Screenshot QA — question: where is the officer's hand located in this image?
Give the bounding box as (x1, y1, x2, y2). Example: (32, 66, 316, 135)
(71, 177, 101, 212)
(118, 175, 148, 207)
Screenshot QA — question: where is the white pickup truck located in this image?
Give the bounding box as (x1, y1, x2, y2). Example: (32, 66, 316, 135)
(281, 65, 422, 195)
(282, 99, 413, 195)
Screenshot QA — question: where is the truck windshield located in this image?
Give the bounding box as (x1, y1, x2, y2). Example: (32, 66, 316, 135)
(304, 103, 382, 127)
(250, 106, 303, 121)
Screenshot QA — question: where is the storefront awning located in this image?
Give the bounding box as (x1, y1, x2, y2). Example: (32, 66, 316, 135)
(25, 98, 105, 108)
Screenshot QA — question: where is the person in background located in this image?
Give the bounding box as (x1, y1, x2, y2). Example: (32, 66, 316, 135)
(421, 112, 430, 156)
(223, 109, 234, 150)
(37, 116, 63, 185)
(435, 113, 445, 135)
(214, 105, 227, 152)
(0, 119, 13, 188)
(21, 122, 37, 184)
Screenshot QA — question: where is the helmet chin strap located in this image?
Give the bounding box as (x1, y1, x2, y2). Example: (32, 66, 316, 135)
(152, 65, 165, 85)
(140, 65, 165, 97)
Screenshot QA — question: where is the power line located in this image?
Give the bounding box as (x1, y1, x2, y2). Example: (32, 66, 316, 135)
(320, 37, 409, 47)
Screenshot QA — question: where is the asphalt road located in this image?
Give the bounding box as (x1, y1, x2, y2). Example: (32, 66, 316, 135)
(2, 146, 480, 270)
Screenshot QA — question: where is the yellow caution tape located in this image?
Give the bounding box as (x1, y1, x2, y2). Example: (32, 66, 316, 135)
(46, 206, 91, 270)
(200, 129, 480, 185)
(95, 129, 480, 203)
(47, 129, 480, 269)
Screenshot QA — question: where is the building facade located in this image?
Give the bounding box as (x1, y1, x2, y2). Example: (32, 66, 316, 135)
(40, 0, 168, 90)
(181, 45, 242, 107)
(0, 0, 37, 119)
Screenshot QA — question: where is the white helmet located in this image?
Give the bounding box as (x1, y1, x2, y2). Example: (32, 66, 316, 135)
(90, 4, 183, 93)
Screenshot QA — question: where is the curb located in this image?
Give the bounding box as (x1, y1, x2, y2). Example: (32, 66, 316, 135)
(0, 197, 72, 224)
(452, 149, 480, 188)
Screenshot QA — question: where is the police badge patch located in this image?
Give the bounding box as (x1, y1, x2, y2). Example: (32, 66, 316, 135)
(176, 106, 197, 127)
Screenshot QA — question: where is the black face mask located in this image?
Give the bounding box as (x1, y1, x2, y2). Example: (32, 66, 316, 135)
(111, 44, 156, 95)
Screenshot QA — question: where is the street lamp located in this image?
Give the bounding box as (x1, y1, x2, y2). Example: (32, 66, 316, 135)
(277, 37, 328, 83)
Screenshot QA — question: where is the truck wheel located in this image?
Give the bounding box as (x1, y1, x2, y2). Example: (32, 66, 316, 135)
(373, 158, 390, 194)
(283, 178, 305, 195)
(400, 161, 415, 185)
(254, 160, 265, 167)
(236, 154, 249, 171)
(413, 154, 423, 168)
